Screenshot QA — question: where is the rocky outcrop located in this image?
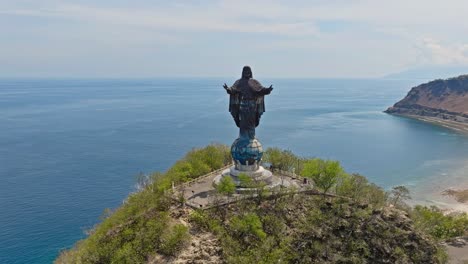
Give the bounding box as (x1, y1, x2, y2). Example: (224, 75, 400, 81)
(385, 75, 468, 124)
(149, 208, 223, 264)
(149, 231, 222, 264)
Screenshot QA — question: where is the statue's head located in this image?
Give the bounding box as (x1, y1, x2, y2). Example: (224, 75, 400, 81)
(241, 66, 252, 79)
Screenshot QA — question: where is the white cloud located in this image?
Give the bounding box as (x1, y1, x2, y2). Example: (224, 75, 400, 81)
(2, 0, 468, 33)
(0, 2, 320, 36)
(1, 0, 468, 77)
(417, 38, 468, 65)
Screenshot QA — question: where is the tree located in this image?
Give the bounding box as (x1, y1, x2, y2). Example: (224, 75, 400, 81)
(301, 159, 344, 194)
(390, 185, 411, 206)
(263, 147, 283, 171)
(335, 173, 387, 206)
(216, 176, 236, 196)
(263, 147, 305, 172)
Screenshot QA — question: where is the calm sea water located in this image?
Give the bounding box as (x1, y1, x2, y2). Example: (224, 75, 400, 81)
(2, 78, 468, 263)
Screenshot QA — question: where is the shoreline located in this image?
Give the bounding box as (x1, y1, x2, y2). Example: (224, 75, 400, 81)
(443, 189, 468, 204)
(410, 189, 468, 214)
(409, 166, 468, 214)
(390, 113, 468, 134)
(388, 113, 468, 213)
(416, 198, 468, 214)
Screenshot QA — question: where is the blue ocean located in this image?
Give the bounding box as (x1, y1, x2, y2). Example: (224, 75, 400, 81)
(2, 78, 468, 263)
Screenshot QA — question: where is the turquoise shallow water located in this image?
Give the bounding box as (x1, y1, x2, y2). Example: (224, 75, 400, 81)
(1, 78, 468, 263)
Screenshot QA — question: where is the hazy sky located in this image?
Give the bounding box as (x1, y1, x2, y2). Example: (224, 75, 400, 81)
(1, 0, 468, 78)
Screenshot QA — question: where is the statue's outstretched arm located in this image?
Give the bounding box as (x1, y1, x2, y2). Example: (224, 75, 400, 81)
(256, 85, 273, 95)
(262, 85, 274, 95)
(223, 83, 231, 94)
(223, 81, 239, 95)
(249, 79, 273, 95)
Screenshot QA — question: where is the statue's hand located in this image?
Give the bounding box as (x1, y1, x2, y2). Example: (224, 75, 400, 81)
(266, 85, 273, 94)
(223, 83, 232, 94)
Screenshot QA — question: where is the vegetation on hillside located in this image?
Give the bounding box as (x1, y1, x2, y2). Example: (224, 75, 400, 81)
(56, 145, 468, 263)
(411, 205, 468, 241)
(56, 144, 231, 263)
(192, 194, 444, 263)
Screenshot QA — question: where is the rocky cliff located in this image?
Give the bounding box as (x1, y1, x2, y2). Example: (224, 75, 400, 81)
(385, 75, 468, 124)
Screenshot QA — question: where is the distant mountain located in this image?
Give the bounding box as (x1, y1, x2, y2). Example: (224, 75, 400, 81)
(384, 66, 468, 80)
(385, 74, 468, 132)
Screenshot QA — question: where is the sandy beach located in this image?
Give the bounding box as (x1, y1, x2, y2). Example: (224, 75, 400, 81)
(392, 113, 468, 213)
(399, 114, 468, 135)
(400, 117, 468, 212)
(409, 163, 468, 214)
(411, 190, 468, 214)
(405, 148, 468, 263)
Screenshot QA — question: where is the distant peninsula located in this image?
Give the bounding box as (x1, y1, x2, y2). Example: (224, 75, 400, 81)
(385, 74, 468, 133)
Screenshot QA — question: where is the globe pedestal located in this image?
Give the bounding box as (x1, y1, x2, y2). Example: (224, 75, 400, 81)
(230, 137, 263, 168)
(213, 137, 292, 190)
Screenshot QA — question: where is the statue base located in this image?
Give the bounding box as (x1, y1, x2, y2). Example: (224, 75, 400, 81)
(229, 165, 273, 184)
(213, 165, 295, 192)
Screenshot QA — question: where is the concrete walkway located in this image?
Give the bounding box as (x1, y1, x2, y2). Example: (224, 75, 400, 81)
(445, 237, 468, 264)
(173, 169, 312, 209)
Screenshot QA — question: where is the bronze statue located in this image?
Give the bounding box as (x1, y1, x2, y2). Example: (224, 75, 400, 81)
(223, 66, 273, 140)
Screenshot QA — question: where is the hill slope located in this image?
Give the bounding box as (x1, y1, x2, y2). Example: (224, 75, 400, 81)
(385, 75, 468, 126)
(56, 145, 464, 263)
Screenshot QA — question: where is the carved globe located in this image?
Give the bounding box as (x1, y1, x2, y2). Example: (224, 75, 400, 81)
(231, 138, 263, 165)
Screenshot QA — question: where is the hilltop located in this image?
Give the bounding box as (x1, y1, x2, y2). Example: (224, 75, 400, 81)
(56, 145, 467, 263)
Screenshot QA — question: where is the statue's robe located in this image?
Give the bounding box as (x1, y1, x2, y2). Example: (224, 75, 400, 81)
(228, 78, 269, 138)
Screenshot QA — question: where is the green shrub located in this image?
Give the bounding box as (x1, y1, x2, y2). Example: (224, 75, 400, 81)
(230, 213, 267, 241)
(411, 205, 468, 240)
(335, 173, 387, 206)
(216, 176, 236, 196)
(263, 147, 305, 172)
(301, 158, 344, 193)
(159, 224, 190, 256)
(238, 173, 254, 188)
(188, 210, 209, 229)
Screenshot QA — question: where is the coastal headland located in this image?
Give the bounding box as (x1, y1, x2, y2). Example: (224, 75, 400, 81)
(385, 74, 468, 134)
